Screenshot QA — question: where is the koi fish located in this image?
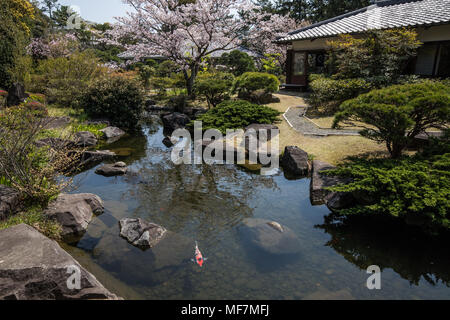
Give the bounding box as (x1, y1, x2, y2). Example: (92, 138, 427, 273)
(192, 241, 207, 267)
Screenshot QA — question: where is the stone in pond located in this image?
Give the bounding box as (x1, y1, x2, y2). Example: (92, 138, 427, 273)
(78, 150, 116, 168)
(240, 218, 301, 255)
(162, 136, 174, 148)
(161, 112, 191, 132)
(281, 146, 310, 178)
(119, 218, 167, 250)
(0, 224, 120, 300)
(100, 127, 126, 139)
(95, 162, 128, 177)
(44, 193, 104, 243)
(310, 160, 352, 207)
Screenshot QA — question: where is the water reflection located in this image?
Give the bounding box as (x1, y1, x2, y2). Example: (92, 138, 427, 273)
(317, 214, 450, 287)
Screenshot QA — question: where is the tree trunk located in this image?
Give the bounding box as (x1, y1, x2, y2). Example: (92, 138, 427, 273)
(184, 63, 199, 98)
(390, 142, 405, 159)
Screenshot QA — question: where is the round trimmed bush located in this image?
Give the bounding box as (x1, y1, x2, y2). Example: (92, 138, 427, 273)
(80, 76, 145, 130)
(194, 99, 281, 133)
(233, 72, 280, 95)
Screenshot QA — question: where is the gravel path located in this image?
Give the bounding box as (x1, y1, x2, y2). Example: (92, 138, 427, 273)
(283, 106, 360, 137)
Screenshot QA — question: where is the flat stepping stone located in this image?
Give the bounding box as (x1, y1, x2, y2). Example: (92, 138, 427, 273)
(284, 107, 359, 136)
(95, 162, 128, 177)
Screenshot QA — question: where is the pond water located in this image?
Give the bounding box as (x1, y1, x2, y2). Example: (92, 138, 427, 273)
(64, 117, 450, 300)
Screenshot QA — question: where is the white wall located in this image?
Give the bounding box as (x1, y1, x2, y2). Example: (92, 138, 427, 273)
(290, 24, 450, 51)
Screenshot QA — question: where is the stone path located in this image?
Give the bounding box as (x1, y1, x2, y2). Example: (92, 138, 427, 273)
(283, 106, 360, 137)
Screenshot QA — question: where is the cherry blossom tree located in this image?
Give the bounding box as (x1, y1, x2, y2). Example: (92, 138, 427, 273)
(27, 33, 79, 59)
(109, 0, 302, 96)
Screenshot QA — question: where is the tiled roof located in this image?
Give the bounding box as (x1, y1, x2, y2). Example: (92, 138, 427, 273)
(276, 0, 450, 43)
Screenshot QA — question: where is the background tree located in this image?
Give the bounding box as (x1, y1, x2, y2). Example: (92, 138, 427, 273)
(109, 0, 296, 96)
(219, 50, 256, 76)
(39, 0, 59, 19)
(327, 29, 422, 86)
(255, 0, 370, 23)
(308, 0, 370, 22)
(0, 0, 36, 88)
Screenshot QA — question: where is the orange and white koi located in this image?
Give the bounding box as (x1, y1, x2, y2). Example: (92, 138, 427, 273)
(192, 241, 207, 267)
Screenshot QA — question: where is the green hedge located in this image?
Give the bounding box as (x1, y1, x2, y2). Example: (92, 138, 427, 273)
(326, 154, 450, 233)
(193, 100, 281, 133)
(233, 72, 280, 95)
(309, 76, 373, 114)
(80, 76, 145, 130)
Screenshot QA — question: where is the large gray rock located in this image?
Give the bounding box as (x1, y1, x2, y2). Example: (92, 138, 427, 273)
(100, 127, 126, 140)
(7, 83, 28, 107)
(281, 146, 310, 178)
(239, 218, 301, 255)
(0, 224, 120, 300)
(95, 162, 128, 177)
(0, 185, 21, 220)
(310, 160, 338, 205)
(161, 112, 191, 132)
(119, 218, 167, 250)
(76, 150, 116, 170)
(74, 131, 98, 147)
(45, 193, 104, 243)
(310, 160, 353, 208)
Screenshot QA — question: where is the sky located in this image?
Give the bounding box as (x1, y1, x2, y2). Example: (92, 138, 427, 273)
(59, 0, 132, 23)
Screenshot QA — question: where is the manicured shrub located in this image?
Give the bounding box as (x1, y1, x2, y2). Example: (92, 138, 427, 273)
(218, 50, 256, 76)
(326, 155, 450, 233)
(326, 29, 422, 84)
(23, 101, 48, 117)
(333, 80, 450, 158)
(80, 76, 145, 130)
(194, 100, 281, 133)
(309, 76, 372, 114)
(32, 51, 105, 108)
(233, 72, 280, 95)
(195, 72, 234, 108)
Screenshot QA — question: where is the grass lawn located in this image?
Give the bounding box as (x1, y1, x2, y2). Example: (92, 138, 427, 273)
(269, 93, 389, 165)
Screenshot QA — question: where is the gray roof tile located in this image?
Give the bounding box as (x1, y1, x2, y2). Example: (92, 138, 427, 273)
(276, 0, 450, 43)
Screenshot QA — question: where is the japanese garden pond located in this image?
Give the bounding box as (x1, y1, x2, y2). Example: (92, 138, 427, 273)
(64, 117, 450, 300)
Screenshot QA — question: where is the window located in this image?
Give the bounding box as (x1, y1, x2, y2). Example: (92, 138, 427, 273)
(307, 52, 326, 74)
(415, 44, 438, 76)
(414, 42, 450, 77)
(437, 43, 450, 77)
(293, 52, 306, 76)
